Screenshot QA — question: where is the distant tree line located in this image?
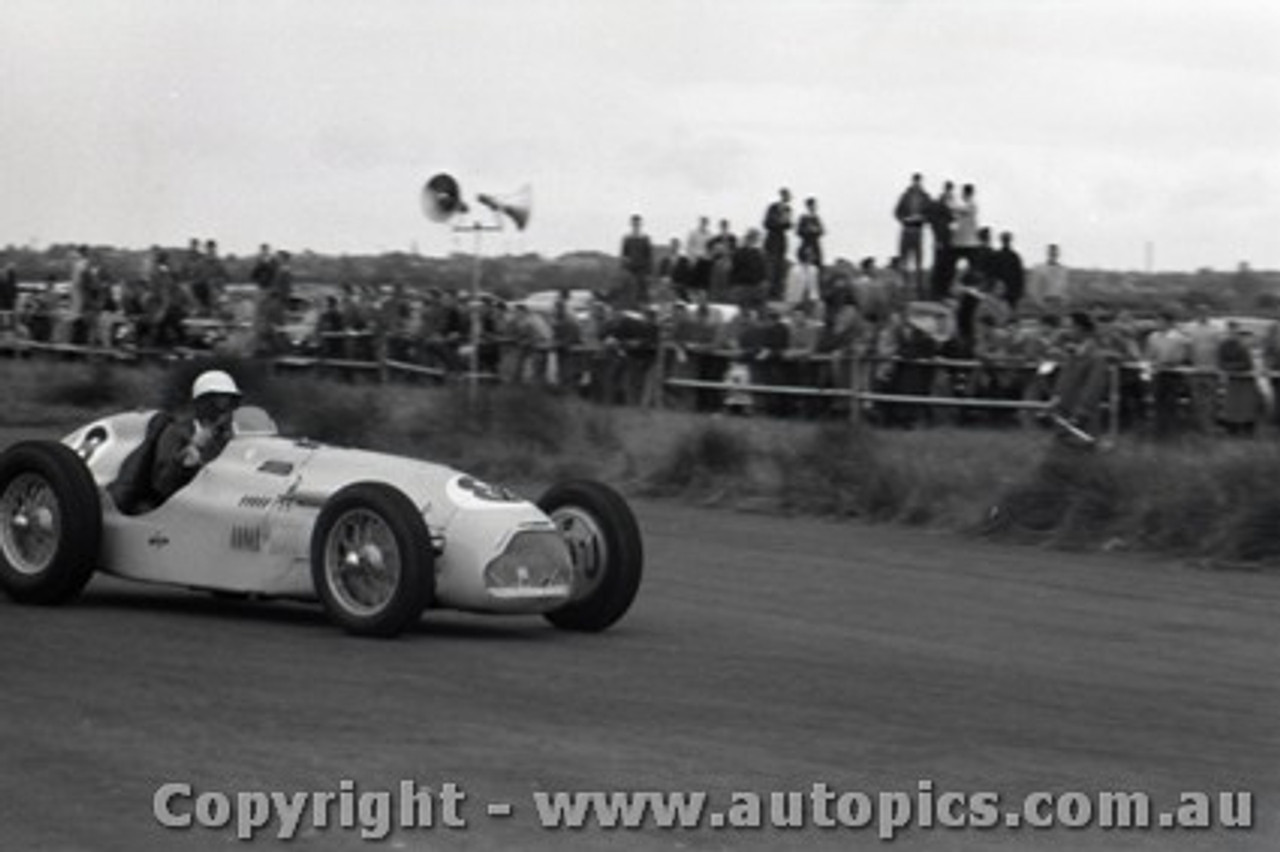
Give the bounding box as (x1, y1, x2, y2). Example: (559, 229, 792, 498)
(1, 243, 1276, 313)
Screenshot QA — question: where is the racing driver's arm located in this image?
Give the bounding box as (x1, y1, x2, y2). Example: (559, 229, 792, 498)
(150, 417, 201, 502)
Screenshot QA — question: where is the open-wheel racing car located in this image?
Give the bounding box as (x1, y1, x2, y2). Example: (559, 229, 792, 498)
(0, 407, 642, 637)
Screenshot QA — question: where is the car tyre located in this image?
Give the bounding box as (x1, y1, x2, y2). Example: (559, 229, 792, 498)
(310, 483, 434, 638)
(0, 441, 101, 605)
(539, 480, 642, 632)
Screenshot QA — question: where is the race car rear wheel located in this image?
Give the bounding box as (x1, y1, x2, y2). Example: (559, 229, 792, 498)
(0, 441, 101, 605)
(311, 483, 434, 638)
(539, 480, 642, 632)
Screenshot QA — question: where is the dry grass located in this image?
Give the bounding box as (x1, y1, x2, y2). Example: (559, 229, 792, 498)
(3, 356, 1280, 567)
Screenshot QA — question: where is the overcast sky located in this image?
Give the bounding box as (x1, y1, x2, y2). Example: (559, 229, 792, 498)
(3, 0, 1277, 271)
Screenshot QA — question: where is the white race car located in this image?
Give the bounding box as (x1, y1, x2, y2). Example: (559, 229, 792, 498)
(0, 407, 642, 637)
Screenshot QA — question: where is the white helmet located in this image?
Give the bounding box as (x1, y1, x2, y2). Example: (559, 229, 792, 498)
(191, 370, 241, 401)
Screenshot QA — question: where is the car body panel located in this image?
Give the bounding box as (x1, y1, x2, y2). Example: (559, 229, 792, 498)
(61, 407, 573, 613)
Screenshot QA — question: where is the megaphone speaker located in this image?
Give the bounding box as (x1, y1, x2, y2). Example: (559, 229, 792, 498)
(477, 184, 532, 231)
(421, 173, 467, 222)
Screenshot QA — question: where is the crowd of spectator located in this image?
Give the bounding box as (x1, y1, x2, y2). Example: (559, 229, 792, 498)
(604, 175, 1280, 435)
(2, 176, 1278, 438)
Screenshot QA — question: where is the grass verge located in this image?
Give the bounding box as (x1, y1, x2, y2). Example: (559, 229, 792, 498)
(2, 356, 1278, 568)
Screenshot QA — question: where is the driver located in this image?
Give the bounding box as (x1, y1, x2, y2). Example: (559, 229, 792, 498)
(151, 370, 242, 502)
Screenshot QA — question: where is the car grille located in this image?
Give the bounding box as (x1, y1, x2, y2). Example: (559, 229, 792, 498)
(483, 531, 573, 599)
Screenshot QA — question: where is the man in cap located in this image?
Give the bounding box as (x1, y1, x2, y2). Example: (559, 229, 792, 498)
(151, 370, 242, 502)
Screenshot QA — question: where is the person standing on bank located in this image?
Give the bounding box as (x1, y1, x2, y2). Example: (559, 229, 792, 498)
(762, 187, 793, 301)
(894, 173, 931, 296)
(619, 214, 654, 308)
(796, 196, 825, 270)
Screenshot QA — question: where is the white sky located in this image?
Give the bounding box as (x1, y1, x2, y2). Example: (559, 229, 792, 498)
(3, 0, 1278, 270)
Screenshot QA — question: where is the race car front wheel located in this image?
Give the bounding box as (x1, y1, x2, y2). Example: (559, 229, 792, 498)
(310, 483, 434, 638)
(0, 441, 101, 605)
(539, 480, 643, 632)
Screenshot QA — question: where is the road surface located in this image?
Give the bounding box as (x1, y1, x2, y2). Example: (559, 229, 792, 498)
(0, 499, 1276, 850)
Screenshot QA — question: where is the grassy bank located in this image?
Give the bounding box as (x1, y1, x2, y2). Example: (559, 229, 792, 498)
(3, 357, 1278, 568)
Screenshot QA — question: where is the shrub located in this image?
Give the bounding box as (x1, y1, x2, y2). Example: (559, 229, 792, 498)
(33, 361, 127, 410)
(647, 421, 753, 494)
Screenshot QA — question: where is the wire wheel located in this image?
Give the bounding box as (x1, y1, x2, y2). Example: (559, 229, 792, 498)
(550, 505, 609, 603)
(323, 508, 402, 618)
(0, 472, 61, 577)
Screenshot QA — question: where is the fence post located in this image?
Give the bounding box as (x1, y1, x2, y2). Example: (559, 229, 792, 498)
(848, 350, 862, 424)
(652, 343, 667, 410)
(1108, 364, 1121, 441)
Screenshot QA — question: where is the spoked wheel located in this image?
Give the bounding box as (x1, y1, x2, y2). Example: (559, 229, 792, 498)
(539, 480, 643, 633)
(0, 441, 101, 605)
(310, 483, 433, 637)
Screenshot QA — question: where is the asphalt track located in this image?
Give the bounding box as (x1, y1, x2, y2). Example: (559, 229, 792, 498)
(0, 497, 1277, 851)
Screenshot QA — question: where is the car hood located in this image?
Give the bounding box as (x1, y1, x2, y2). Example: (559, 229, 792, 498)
(257, 438, 541, 534)
(64, 410, 542, 536)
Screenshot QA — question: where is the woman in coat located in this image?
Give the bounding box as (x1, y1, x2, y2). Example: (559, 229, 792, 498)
(1217, 322, 1261, 436)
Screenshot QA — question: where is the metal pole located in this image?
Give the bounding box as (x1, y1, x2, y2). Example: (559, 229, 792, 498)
(457, 219, 502, 411)
(1108, 364, 1121, 441)
(469, 224, 482, 409)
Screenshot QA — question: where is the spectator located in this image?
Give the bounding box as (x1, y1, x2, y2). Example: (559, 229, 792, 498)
(150, 250, 185, 349)
(273, 250, 294, 304)
(784, 243, 822, 311)
(1184, 303, 1219, 433)
(1050, 311, 1110, 436)
(381, 283, 412, 362)
(250, 244, 276, 290)
(709, 218, 738, 255)
(180, 238, 203, 284)
(656, 238, 688, 303)
(786, 302, 821, 357)
(438, 289, 469, 369)
(1218, 322, 1261, 436)
(508, 303, 554, 384)
(658, 302, 696, 400)
(318, 295, 346, 359)
(603, 306, 659, 406)
(851, 258, 887, 325)
(762, 187, 793, 300)
(686, 298, 724, 412)
(63, 246, 91, 343)
(751, 307, 792, 416)
(1094, 310, 1145, 429)
(815, 291, 866, 413)
(890, 309, 940, 427)
(949, 267, 985, 358)
(578, 301, 613, 401)
(990, 231, 1026, 309)
(706, 219, 737, 302)
(893, 173, 931, 295)
(1027, 243, 1071, 308)
(619, 214, 654, 308)
(730, 229, 769, 309)
(686, 216, 713, 296)
(545, 297, 583, 388)
(94, 269, 124, 349)
(474, 299, 507, 376)
(21, 279, 54, 342)
(880, 256, 911, 314)
(722, 307, 763, 415)
(972, 227, 997, 288)
(950, 184, 980, 265)
(0, 262, 16, 313)
(193, 239, 227, 317)
(81, 254, 107, 347)
(927, 181, 956, 300)
(796, 196, 825, 270)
